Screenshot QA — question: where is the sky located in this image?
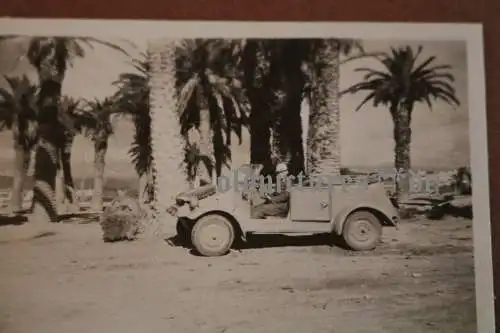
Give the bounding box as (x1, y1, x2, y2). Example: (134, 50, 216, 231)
(0, 37, 469, 179)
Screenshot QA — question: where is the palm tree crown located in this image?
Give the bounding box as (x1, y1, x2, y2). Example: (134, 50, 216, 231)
(175, 39, 248, 178)
(78, 98, 116, 142)
(25, 37, 129, 79)
(341, 45, 460, 112)
(0, 75, 39, 149)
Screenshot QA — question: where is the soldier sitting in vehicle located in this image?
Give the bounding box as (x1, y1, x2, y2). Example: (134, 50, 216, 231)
(250, 162, 290, 219)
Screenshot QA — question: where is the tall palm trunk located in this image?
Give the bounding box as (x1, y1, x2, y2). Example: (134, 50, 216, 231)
(281, 40, 307, 176)
(55, 132, 75, 214)
(283, 92, 304, 176)
(31, 73, 62, 224)
(242, 40, 271, 165)
(148, 39, 186, 236)
(138, 172, 150, 206)
(92, 138, 108, 212)
(391, 104, 412, 196)
(307, 41, 341, 176)
(185, 128, 200, 188)
(197, 107, 213, 185)
(270, 122, 287, 163)
(55, 159, 65, 213)
(249, 96, 271, 165)
(61, 133, 77, 212)
(10, 140, 30, 213)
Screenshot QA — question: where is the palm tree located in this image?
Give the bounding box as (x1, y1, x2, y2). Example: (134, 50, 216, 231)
(239, 39, 372, 177)
(112, 53, 154, 205)
(340, 45, 460, 195)
(77, 98, 116, 212)
(175, 39, 247, 185)
(0, 75, 38, 213)
(0, 36, 128, 223)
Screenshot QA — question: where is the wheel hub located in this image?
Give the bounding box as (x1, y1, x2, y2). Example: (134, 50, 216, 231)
(199, 222, 231, 249)
(350, 219, 374, 242)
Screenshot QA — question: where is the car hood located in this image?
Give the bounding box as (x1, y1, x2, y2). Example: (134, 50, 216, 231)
(176, 184, 217, 202)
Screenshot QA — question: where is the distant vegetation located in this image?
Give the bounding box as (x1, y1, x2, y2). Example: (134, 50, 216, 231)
(0, 175, 138, 199)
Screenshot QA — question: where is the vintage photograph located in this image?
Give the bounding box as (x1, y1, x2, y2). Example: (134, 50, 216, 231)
(0, 20, 493, 333)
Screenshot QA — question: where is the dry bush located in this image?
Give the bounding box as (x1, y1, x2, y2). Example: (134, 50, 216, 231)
(100, 195, 145, 242)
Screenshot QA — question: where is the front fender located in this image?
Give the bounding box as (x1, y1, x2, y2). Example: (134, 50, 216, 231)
(180, 195, 226, 219)
(331, 203, 398, 235)
(179, 195, 247, 239)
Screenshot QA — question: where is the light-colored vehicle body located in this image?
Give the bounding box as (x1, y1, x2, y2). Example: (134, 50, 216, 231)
(169, 165, 399, 256)
(177, 183, 398, 235)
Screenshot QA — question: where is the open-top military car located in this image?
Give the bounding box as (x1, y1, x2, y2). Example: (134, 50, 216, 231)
(167, 164, 399, 257)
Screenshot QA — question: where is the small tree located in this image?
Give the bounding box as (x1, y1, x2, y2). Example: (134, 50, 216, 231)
(77, 98, 115, 212)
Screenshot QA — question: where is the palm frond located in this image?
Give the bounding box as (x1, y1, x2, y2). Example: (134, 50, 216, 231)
(78, 37, 130, 57)
(0, 74, 39, 147)
(342, 44, 460, 113)
(177, 75, 200, 116)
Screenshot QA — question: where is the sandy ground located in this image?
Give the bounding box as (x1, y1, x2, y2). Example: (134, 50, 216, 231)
(0, 215, 476, 333)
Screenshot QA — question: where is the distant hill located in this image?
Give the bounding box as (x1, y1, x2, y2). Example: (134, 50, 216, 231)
(342, 164, 468, 174)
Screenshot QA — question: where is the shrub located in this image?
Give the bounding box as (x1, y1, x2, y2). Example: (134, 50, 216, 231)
(100, 195, 144, 242)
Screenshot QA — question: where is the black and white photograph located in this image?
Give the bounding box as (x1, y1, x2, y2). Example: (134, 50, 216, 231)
(0, 20, 493, 333)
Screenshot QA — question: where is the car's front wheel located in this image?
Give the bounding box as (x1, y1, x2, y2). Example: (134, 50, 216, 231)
(191, 214, 235, 257)
(342, 211, 382, 251)
(176, 219, 192, 245)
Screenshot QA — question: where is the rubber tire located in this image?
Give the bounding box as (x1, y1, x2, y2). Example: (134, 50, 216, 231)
(342, 211, 382, 251)
(176, 219, 192, 245)
(426, 204, 446, 220)
(191, 214, 235, 257)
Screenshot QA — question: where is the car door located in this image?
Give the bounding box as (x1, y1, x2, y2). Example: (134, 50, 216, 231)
(289, 185, 331, 222)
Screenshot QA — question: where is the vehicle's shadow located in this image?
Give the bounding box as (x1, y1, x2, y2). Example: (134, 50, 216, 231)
(166, 232, 348, 256)
(240, 233, 344, 250)
(429, 205, 472, 220)
(0, 214, 28, 226)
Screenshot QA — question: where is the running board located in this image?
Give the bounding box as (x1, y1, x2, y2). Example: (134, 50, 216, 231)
(244, 220, 333, 234)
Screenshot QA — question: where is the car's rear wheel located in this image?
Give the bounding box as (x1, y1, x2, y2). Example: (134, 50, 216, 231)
(191, 214, 235, 257)
(342, 211, 382, 251)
